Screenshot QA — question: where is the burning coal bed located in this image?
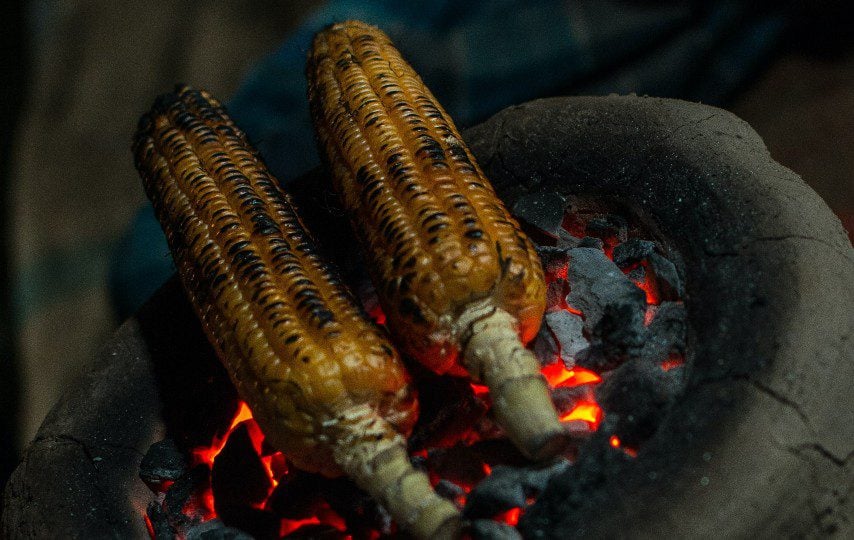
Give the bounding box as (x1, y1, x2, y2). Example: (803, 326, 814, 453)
(139, 192, 687, 540)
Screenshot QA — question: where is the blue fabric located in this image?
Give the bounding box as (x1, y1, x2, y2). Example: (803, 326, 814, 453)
(109, 0, 793, 319)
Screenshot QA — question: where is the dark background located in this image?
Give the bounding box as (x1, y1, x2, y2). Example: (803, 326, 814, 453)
(0, 0, 851, 493)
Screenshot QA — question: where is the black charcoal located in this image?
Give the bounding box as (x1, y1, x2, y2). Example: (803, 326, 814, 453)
(578, 236, 604, 250)
(185, 519, 253, 540)
(428, 447, 492, 487)
(470, 519, 523, 540)
(318, 476, 389, 534)
(595, 359, 684, 445)
(627, 264, 645, 282)
(566, 247, 647, 370)
(642, 302, 687, 361)
(531, 321, 559, 366)
(409, 374, 489, 449)
(566, 247, 645, 330)
(268, 469, 324, 519)
(212, 424, 271, 510)
(544, 310, 587, 364)
(585, 215, 627, 244)
(518, 459, 571, 493)
(146, 501, 174, 539)
(165, 464, 210, 521)
(535, 246, 569, 276)
(464, 466, 526, 518)
(589, 301, 648, 366)
(646, 253, 684, 300)
(512, 191, 565, 237)
(545, 279, 568, 311)
(550, 385, 594, 416)
(140, 438, 187, 488)
(557, 229, 582, 249)
(435, 479, 466, 501)
(214, 507, 279, 540)
(612, 238, 656, 268)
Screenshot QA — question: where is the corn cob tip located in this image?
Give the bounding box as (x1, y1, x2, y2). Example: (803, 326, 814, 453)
(335, 442, 461, 539)
(459, 304, 569, 461)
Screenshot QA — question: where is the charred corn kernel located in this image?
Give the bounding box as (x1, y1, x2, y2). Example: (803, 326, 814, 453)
(308, 21, 567, 461)
(134, 86, 460, 539)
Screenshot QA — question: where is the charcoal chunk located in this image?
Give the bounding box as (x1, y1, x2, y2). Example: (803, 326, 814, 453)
(535, 246, 569, 276)
(585, 215, 627, 245)
(435, 479, 466, 501)
(566, 248, 646, 370)
(317, 476, 391, 535)
(577, 236, 604, 249)
(512, 191, 565, 237)
(550, 385, 593, 414)
(595, 360, 684, 446)
(642, 302, 687, 361)
(428, 446, 492, 487)
(612, 238, 656, 268)
(268, 469, 324, 519)
(566, 247, 645, 330)
(140, 438, 187, 488)
(531, 322, 559, 366)
(590, 302, 648, 365)
(464, 466, 526, 518)
(517, 459, 570, 493)
(409, 373, 489, 449)
(646, 253, 684, 300)
(165, 464, 211, 523)
(470, 519, 523, 540)
(212, 423, 270, 511)
(185, 519, 253, 540)
(544, 310, 588, 363)
(557, 229, 582, 249)
(214, 507, 279, 540)
(544, 279, 568, 311)
(146, 501, 174, 538)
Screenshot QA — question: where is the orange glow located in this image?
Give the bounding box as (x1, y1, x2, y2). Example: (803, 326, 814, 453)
(661, 355, 685, 371)
(144, 515, 155, 538)
(482, 463, 493, 476)
(470, 383, 490, 398)
(496, 507, 522, 526)
(368, 305, 386, 326)
(541, 363, 601, 388)
(565, 304, 584, 317)
(280, 517, 321, 536)
(559, 402, 603, 428)
(230, 401, 254, 428)
(635, 264, 660, 305)
(192, 401, 255, 465)
(609, 435, 638, 458)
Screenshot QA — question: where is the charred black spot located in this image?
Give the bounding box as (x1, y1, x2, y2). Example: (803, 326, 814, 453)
(399, 297, 426, 324)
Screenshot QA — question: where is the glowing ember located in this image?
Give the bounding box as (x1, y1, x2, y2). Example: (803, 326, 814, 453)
(559, 402, 603, 428)
(636, 264, 660, 305)
(541, 363, 601, 387)
(608, 435, 638, 458)
(496, 507, 522, 527)
(661, 355, 685, 372)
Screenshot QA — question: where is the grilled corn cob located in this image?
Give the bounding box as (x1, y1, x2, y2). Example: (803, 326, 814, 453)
(308, 21, 567, 460)
(134, 86, 460, 539)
